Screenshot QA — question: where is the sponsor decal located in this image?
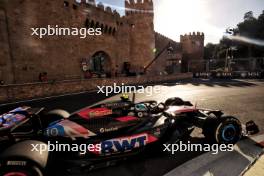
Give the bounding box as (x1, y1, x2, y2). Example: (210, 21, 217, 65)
(90, 133, 158, 155)
(7, 161, 27, 166)
(91, 133, 158, 155)
(127, 112, 135, 116)
(78, 108, 112, 119)
(99, 127, 119, 133)
(89, 109, 112, 118)
(100, 134, 148, 154)
(104, 102, 130, 108)
(45, 120, 96, 140)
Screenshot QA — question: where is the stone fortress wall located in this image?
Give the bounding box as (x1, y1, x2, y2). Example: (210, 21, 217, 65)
(0, 0, 204, 84)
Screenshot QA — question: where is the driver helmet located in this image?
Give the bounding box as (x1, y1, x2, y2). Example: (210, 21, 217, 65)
(120, 94, 129, 101)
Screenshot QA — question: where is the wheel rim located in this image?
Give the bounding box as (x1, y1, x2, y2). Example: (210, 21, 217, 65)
(4, 172, 27, 176)
(221, 124, 236, 142)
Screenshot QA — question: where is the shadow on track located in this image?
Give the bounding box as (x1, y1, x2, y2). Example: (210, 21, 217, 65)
(52, 135, 207, 176)
(161, 79, 257, 88)
(0, 92, 117, 114)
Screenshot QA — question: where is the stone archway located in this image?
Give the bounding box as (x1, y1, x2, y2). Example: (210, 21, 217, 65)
(90, 51, 112, 77)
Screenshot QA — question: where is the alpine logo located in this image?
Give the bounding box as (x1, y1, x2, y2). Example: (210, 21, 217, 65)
(100, 134, 148, 154)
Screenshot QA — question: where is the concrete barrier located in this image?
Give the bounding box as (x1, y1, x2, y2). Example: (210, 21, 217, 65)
(0, 73, 192, 103)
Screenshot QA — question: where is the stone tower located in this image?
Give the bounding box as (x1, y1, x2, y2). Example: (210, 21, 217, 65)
(180, 32, 205, 72)
(124, 0, 155, 73)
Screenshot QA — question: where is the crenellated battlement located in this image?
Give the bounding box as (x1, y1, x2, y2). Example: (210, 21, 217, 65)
(66, 0, 153, 17)
(155, 32, 177, 43)
(125, 0, 153, 7)
(125, 0, 153, 15)
(180, 31, 204, 41)
(65, 0, 121, 18)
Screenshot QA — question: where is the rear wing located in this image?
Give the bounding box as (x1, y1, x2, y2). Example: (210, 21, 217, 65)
(0, 107, 44, 135)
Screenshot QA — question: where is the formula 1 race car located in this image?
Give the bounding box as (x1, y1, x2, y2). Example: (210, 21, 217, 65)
(0, 95, 258, 176)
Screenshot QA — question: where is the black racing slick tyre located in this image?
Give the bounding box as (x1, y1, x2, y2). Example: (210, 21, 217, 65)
(203, 116, 242, 144)
(165, 97, 193, 107)
(165, 97, 184, 106)
(41, 109, 70, 128)
(0, 165, 43, 176)
(0, 141, 48, 176)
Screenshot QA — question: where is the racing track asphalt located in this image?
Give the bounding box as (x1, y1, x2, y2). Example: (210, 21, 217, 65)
(0, 78, 264, 176)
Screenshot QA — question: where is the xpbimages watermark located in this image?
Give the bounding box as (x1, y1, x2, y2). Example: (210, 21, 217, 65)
(31, 25, 102, 39)
(31, 141, 101, 155)
(97, 83, 166, 96)
(163, 141, 234, 155)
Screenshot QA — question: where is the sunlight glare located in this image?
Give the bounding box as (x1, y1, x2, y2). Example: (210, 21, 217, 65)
(154, 0, 223, 44)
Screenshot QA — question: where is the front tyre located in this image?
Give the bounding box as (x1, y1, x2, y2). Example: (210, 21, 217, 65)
(203, 116, 242, 144)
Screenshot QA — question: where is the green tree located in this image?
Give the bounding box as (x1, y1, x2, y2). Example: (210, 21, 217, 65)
(204, 43, 217, 60)
(219, 10, 264, 58)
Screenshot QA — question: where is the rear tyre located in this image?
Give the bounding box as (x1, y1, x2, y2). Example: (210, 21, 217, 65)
(41, 109, 70, 127)
(0, 165, 43, 176)
(0, 141, 48, 176)
(203, 116, 242, 144)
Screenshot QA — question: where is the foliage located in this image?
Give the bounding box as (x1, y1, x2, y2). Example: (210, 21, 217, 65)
(204, 43, 217, 60)
(215, 10, 264, 59)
